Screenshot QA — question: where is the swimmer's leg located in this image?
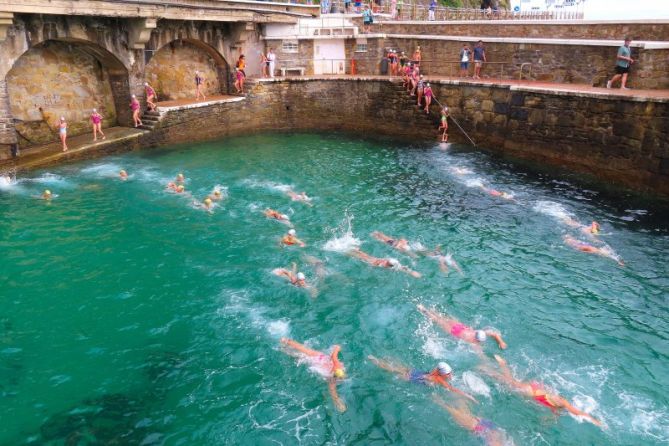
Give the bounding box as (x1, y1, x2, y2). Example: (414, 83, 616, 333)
(367, 355, 410, 378)
(433, 395, 478, 431)
(281, 338, 320, 357)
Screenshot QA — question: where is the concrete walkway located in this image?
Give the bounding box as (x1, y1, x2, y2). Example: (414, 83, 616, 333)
(0, 127, 146, 172)
(156, 94, 245, 110)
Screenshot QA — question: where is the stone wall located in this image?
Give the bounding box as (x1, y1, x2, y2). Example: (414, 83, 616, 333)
(138, 79, 668, 196)
(6, 40, 117, 145)
(366, 21, 669, 40)
(146, 40, 223, 101)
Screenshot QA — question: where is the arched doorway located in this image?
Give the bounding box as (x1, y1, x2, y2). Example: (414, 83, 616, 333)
(5, 39, 130, 147)
(145, 39, 230, 102)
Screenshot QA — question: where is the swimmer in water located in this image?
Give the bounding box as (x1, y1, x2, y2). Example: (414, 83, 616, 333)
(348, 248, 421, 278)
(481, 354, 602, 427)
(175, 185, 185, 194)
(280, 338, 347, 412)
(563, 234, 623, 266)
(40, 190, 53, 200)
(175, 173, 185, 183)
(264, 208, 291, 225)
(417, 304, 507, 350)
(368, 355, 476, 403)
(207, 189, 224, 201)
(119, 170, 128, 180)
(166, 182, 177, 192)
(371, 231, 416, 257)
(282, 229, 306, 247)
(481, 186, 514, 201)
(562, 217, 601, 237)
(273, 263, 317, 296)
(421, 245, 463, 275)
(433, 396, 511, 446)
(193, 197, 213, 211)
(287, 190, 313, 206)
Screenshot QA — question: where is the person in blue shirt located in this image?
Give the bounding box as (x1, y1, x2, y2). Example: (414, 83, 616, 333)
(606, 37, 635, 89)
(362, 5, 373, 33)
(473, 40, 486, 80)
(428, 0, 437, 21)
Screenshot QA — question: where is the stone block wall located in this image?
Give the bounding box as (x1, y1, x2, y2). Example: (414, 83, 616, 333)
(265, 40, 315, 75)
(0, 80, 17, 146)
(145, 40, 223, 101)
(6, 40, 118, 145)
(364, 21, 669, 40)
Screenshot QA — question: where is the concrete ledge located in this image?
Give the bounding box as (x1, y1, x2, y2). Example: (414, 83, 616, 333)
(157, 96, 246, 112)
(375, 19, 669, 26)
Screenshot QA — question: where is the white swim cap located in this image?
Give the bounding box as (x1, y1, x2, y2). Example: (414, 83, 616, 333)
(92, 108, 96, 112)
(60, 116, 65, 121)
(288, 229, 296, 236)
(296, 272, 305, 280)
(388, 258, 400, 267)
(281, 214, 289, 220)
(144, 82, 148, 86)
(475, 330, 487, 342)
(437, 362, 452, 375)
(132, 94, 136, 98)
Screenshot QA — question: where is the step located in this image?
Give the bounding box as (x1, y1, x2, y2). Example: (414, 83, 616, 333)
(138, 124, 156, 131)
(142, 116, 160, 122)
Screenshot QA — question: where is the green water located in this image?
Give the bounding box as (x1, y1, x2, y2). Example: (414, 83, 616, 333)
(1, 133, 668, 445)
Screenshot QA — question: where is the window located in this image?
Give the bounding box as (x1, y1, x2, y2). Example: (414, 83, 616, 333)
(355, 38, 368, 53)
(282, 40, 299, 53)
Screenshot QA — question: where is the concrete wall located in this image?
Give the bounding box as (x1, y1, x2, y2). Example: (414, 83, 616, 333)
(146, 40, 223, 101)
(366, 20, 669, 40)
(7, 40, 117, 145)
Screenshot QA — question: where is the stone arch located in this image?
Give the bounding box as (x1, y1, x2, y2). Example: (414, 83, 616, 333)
(145, 39, 231, 101)
(5, 38, 131, 146)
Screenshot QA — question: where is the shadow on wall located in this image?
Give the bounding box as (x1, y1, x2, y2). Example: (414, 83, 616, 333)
(145, 40, 229, 101)
(5, 40, 124, 147)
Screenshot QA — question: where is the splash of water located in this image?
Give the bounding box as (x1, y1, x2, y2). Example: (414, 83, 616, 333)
(533, 200, 573, 222)
(462, 371, 491, 398)
(323, 211, 361, 252)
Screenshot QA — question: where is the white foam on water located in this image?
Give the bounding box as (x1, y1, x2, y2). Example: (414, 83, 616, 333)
(615, 392, 669, 443)
(323, 211, 361, 252)
(0, 175, 14, 190)
(220, 291, 290, 340)
(448, 166, 474, 176)
(266, 320, 291, 338)
(80, 162, 123, 178)
(243, 178, 293, 193)
(28, 173, 73, 188)
(462, 371, 491, 398)
(532, 200, 572, 222)
(463, 177, 484, 189)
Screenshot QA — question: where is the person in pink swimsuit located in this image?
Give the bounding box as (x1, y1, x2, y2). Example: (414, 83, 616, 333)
(433, 396, 511, 446)
(423, 82, 433, 113)
(144, 82, 157, 111)
(417, 304, 507, 352)
(90, 109, 105, 141)
(130, 95, 142, 128)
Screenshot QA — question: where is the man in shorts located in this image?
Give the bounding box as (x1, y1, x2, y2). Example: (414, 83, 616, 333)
(473, 40, 486, 80)
(606, 37, 634, 89)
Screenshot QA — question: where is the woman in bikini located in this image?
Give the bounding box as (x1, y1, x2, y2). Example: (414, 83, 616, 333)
(482, 354, 602, 427)
(368, 356, 476, 403)
(433, 396, 510, 446)
(417, 304, 507, 351)
(563, 234, 623, 266)
(280, 338, 347, 412)
(144, 82, 157, 111)
(371, 231, 414, 256)
(423, 82, 433, 113)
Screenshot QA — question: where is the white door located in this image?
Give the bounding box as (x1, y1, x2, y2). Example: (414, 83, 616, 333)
(314, 40, 346, 75)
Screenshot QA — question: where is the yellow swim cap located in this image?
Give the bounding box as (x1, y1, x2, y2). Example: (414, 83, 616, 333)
(177, 185, 184, 192)
(204, 198, 212, 205)
(333, 368, 346, 379)
(44, 190, 51, 195)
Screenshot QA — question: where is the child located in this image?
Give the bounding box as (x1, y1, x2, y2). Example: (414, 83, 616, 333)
(439, 107, 449, 142)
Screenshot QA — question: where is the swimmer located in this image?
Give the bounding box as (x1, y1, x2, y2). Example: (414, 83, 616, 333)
(417, 304, 507, 350)
(421, 245, 463, 275)
(119, 170, 128, 180)
(264, 208, 291, 225)
(273, 263, 317, 296)
(433, 396, 511, 446)
(175, 173, 185, 183)
(207, 189, 224, 201)
(371, 231, 416, 257)
(280, 338, 347, 412)
(348, 248, 421, 278)
(481, 354, 602, 427)
(281, 229, 306, 247)
(562, 217, 601, 237)
(40, 189, 53, 200)
(367, 355, 476, 403)
(482, 186, 514, 201)
(287, 190, 313, 207)
(175, 185, 185, 194)
(563, 234, 624, 266)
(166, 182, 177, 192)
(193, 197, 214, 211)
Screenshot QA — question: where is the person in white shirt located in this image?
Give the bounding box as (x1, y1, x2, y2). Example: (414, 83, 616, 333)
(267, 48, 276, 78)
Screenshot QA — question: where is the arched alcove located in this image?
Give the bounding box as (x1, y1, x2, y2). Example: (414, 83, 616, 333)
(145, 39, 230, 101)
(5, 39, 130, 146)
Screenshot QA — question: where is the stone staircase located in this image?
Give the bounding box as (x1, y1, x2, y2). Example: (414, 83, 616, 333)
(388, 80, 441, 134)
(139, 109, 165, 131)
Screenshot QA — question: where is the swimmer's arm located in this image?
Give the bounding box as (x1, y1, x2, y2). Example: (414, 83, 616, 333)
(328, 378, 346, 412)
(486, 331, 507, 350)
(297, 238, 306, 247)
(441, 381, 478, 404)
(291, 263, 297, 275)
(438, 258, 449, 274)
(560, 398, 602, 426)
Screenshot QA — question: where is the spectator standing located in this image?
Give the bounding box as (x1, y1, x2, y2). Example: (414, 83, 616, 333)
(399, 51, 409, 68)
(195, 70, 206, 101)
(390, 0, 397, 19)
(362, 5, 374, 33)
(267, 48, 276, 78)
(396, 0, 403, 20)
(344, 0, 351, 13)
(260, 52, 269, 78)
(412, 45, 422, 66)
(144, 82, 157, 111)
(354, 0, 362, 13)
(459, 44, 471, 77)
(57, 117, 68, 152)
(473, 40, 486, 79)
(606, 38, 634, 89)
(428, 0, 437, 21)
(90, 108, 105, 141)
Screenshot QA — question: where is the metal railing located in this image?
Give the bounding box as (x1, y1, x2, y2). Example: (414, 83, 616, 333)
(270, 57, 533, 81)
